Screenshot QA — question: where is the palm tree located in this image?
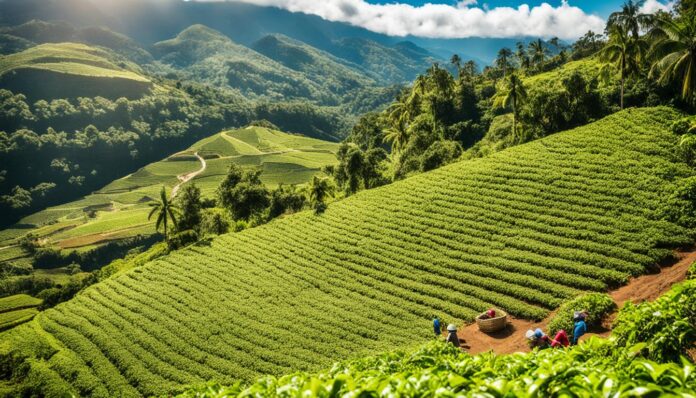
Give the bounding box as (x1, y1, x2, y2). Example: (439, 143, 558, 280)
(648, 13, 696, 102)
(148, 186, 180, 240)
(308, 176, 335, 212)
(600, 24, 647, 109)
(516, 42, 530, 69)
(608, 0, 651, 38)
(496, 47, 513, 76)
(529, 39, 548, 67)
(450, 53, 462, 76)
(383, 120, 409, 154)
(493, 74, 527, 143)
(549, 37, 560, 51)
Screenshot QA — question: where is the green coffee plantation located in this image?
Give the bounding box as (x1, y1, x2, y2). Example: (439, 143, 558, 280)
(1, 107, 694, 396)
(181, 278, 696, 397)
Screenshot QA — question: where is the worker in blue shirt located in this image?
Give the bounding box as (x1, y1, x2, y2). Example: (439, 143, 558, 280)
(433, 317, 441, 337)
(571, 311, 588, 345)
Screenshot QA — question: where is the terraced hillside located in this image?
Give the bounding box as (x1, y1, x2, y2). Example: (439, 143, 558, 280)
(2, 107, 693, 396)
(0, 127, 337, 274)
(0, 42, 152, 100)
(0, 294, 42, 332)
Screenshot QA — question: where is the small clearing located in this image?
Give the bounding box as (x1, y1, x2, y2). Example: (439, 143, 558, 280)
(458, 249, 695, 355)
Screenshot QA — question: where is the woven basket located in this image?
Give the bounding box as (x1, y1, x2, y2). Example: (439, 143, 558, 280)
(476, 310, 508, 333)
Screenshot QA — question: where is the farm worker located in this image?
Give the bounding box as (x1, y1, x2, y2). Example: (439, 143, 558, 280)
(446, 324, 460, 348)
(526, 329, 550, 349)
(526, 328, 569, 349)
(433, 317, 441, 337)
(571, 311, 588, 345)
(551, 329, 570, 347)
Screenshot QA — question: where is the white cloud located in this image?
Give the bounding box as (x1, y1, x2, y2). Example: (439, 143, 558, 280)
(639, 0, 675, 14)
(214, 0, 606, 40)
(457, 0, 478, 8)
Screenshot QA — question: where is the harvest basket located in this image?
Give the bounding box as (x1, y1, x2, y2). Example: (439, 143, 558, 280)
(476, 310, 507, 333)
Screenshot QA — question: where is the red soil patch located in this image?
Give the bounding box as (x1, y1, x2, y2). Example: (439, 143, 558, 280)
(454, 250, 695, 355)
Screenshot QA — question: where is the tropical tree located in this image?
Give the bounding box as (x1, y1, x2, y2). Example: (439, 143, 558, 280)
(599, 24, 647, 109)
(308, 176, 335, 213)
(493, 74, 528, 143)
(383, 119, 410, 154)
(549, 37, 561, 51)
(608, 0, 651, 38)
(648, 13, 696, 103)
(496, 47, 513, 76)
(462, 60, 477, 77)
(516, 42, 530, 69)
(148, 186, 180, 240)
(176, 183, 202, 232)
(450, 53, 462, 76)
(529, 39, 548, 67)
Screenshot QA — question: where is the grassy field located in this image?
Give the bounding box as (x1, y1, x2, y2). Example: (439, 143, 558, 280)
(0, 127, 338, 272)
(0, 42, 152, 100)
(0, 107, 691, 396)
(0, 294, 42, 313)
(0, 295, 42, 332)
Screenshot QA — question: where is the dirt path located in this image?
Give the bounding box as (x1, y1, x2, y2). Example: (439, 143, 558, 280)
(457, 249, 695, 355)
(171, 152, 206, 198)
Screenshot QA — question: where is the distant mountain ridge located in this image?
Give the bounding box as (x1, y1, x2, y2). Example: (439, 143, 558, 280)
(0, 0, 510, 71)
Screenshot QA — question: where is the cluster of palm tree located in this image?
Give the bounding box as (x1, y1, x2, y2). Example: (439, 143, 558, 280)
(600, 0, 696, 108)
(382, 63, 456, 156)
(497, 38, 555, 75)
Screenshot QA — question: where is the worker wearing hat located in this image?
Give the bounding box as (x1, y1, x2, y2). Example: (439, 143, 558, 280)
(571, 311, 588, 345)
(446, 324, 460, 348)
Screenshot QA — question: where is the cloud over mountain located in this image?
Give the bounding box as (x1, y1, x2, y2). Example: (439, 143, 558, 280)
(212, 0, 606, 40)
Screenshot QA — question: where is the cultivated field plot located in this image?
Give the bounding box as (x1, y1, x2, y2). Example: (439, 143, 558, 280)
(2, 107, 692, 396)
(0, 294, 42, 332)
(0, 127, 338, 270)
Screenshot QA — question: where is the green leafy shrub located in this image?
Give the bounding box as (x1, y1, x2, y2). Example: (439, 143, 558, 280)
(548, 293, 616, 337)
(612, 279, 696, 362)
(177, 338, 696, 398)
(688, 261, 696, 280)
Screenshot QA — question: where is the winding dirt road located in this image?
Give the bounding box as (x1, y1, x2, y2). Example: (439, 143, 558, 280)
(172, 152, 206, 198)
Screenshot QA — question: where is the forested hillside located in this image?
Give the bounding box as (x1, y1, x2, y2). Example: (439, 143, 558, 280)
(0, 19, 406, 226)
(1, 107, 693, 396)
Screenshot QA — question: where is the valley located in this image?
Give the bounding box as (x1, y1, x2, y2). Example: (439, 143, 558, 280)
(0, 0, 695, 396)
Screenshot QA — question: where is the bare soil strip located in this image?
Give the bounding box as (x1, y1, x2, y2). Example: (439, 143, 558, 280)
(457, 250, 695, 354)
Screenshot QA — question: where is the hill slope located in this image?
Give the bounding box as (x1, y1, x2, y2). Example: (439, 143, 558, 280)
(1, 107, 693, 396)
(251, 34, 374, 96)
(152, 25, 355, 105)
(0, 126, 338, 266)
(0, 42, 152, 101)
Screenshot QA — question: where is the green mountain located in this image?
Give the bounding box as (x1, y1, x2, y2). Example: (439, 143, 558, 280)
(0, 20, 153, 63)
(152, 25, 344, 105)
(251, 34, 374, 96)
(1, 107, 691, 396)
(333, 37, 441, 83)
(0, 42, 152, 101)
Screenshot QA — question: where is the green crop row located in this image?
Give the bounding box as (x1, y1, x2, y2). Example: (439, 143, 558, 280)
(0, 294, 42, 313)
(180, 279, 696, 398)
(0, 107, 693, 397)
